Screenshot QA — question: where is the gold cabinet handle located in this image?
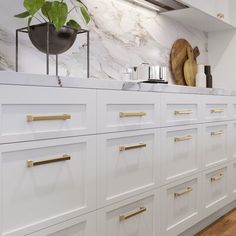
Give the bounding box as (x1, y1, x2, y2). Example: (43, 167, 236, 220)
(211, 130, 224, 136)
(217, 12, 224, 19)
(119, 207, 146, 221)
(174, 110, 193, 115)
(211, 173, 224, 182)
(27, 114, 71, 122)
(174, 187, 193, 197)
(27, 154, 71, 167)
(174, 135, 193, 142)
(211, 109, 224, 113)
(119, 112, 146, 118)
(119, 143, 146, 151)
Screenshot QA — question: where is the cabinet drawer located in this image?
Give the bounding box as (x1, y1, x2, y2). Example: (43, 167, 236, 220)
(97, 190, 159, 236)
(28, 212, 96, 236)
(230, 121, 236, 160)
(229, 161, 236, 201)
(0, 136, 96, 236)
(97, 129, 160, 207)
(161, 93, 201, 126)
(161, 174, 201, 236)
(161, 125, 201, 184)
(204, 96, 230, 122)
(97, 90, 160, 133)
(203, 123, 229, 168)
(203, 165, 229, 217)
(0, 85, 96, 143)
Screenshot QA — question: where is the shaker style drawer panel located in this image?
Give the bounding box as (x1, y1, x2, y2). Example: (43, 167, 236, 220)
(97, 190, 159, 236)
(203, 123, 229, 168)
(161, 93, 201, 127)
(97, 129, 160, 207)
(161, 174, 201, 236)
(0, 85, 96, 143)
(0, 136, 96, 236)
(29, 212, 96, 236)
(161, 125, 201, 184)
(97, 90, 160, 133)
(203, 95, 230, 122)
(202, 165, 229, 217)
(230, 161, 236, 201)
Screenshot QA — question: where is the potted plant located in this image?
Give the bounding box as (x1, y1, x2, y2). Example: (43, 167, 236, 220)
(15, 0, 91, 55)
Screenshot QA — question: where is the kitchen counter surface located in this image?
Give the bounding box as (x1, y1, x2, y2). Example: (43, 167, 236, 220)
(0, 71, 235, 96)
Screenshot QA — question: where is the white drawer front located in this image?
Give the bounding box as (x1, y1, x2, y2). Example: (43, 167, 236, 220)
(0, 136, 96, 236)
(203, 166, 229, 217)
(230, 161, 236, 201)
(28, 212, 96, 236)
(97, 90, 160, 133)
(0, 86, 96, 143)
(161, 174, 201, 236)
(97, 190, 159, 236)
(230, 122, 236, 160)
(97, 130, 160, 207)
(161, 125, 201, 184)
(203, 123, 228, 168)
(161, 93, 201, 126)
(204, 96, 230, 122)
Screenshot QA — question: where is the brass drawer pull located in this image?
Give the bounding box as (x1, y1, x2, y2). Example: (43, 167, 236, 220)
(174, 110, 193, 115)
(174, 187, 193, 197)
(119, 207, 147, 221)
(175, 135, 193, 142)
(217, 13, 224, 19)
(27, 114, 71, 122)
(119, 112, 146, 118)
(211, 130, 224, 136)
(211, 173, 224, 182)
(119, 143, 146, 151)
(211, 109, 224, 113)
(27, 154, 71, 167)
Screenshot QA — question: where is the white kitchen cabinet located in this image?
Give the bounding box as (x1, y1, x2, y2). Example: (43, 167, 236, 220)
(229, 160, 236, 201)
(0, 136, 96, 236)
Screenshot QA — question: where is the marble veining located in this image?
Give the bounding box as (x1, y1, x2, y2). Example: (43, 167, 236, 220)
(0, 0, 208, 83)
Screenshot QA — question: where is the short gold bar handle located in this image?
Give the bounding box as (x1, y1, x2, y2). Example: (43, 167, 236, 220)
(211, 130, 224, 136)
(119, 207, 147, 221)
(211, 109, 224, 113)
(211, 173, 224, 182)
(174, 110, 193, 115)
(27, 154, 71, 167)
(27, 114, 71, 122)
(175, 135, 193, 142)
(119, 143, 147, 152)
(174, 187, 193, 197)
(119, 112, 146, 118)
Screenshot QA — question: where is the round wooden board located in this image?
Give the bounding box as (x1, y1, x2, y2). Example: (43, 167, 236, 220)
(170, 39, 193, 86)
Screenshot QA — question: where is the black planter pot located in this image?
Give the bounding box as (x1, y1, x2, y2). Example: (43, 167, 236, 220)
(28, 23, 77, 55)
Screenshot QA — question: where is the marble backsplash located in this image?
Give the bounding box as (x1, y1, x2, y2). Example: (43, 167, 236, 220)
(0, 0, 208, 83)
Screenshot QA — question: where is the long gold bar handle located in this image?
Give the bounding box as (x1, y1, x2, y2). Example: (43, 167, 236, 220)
(119, 143, 147, 152)
(174, 110, 193, 115)
(211, 109, 224, 113)
(27, 154, 71, 167)
(119, 207, 147, 221)
(174, 187, 193, 197)
(119, 112, 146, 118)
(211, 173, 224, 182)
(175, 135, 193, 142)
(211, 130, 224, 136)
(27, 114, 71, 122)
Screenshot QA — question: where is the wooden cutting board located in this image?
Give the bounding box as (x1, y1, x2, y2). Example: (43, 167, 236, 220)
(170, 39, 200, 85)
(184, 46, 197, 86)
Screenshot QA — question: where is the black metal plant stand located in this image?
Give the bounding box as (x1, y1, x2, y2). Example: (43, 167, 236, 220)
(16, 25, 90, 77)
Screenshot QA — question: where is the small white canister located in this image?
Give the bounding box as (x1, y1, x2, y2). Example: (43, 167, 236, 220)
(196, 64, 206, 88)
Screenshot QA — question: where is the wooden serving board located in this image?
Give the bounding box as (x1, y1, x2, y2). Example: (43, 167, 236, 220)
(170, 39, 199, 85)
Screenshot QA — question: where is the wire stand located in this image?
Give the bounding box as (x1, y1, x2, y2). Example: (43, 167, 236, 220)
(16, 25, 90, 77)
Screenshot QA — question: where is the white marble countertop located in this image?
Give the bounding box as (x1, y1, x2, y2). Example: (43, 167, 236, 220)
(0, 71, 235, 96)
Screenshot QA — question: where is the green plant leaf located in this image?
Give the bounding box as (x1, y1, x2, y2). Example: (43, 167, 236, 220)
(41, 1, 53, 22)
(80, 5, 90, 24)
(66, 19, 81, 31)
(24, 0, 45, 16)
(14, 11, 30, 18)
(28, 16, 33, 28)
(51, 1, 68, 31)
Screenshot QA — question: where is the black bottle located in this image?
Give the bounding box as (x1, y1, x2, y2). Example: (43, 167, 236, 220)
(204, 65, 213, 88)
